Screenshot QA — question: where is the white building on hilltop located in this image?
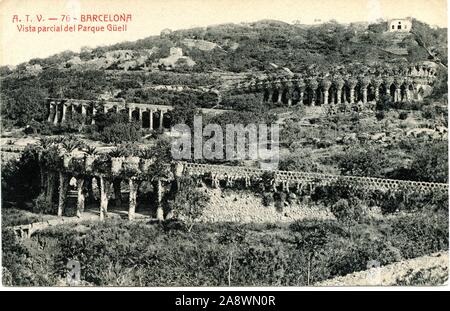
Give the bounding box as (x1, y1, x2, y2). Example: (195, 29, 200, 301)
(387, 18, 412, 32)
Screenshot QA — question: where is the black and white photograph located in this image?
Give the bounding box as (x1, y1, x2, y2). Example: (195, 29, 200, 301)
(0, 0, 448, 291)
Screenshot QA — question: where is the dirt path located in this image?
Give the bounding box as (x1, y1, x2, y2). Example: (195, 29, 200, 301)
(316, 251, 448, 286)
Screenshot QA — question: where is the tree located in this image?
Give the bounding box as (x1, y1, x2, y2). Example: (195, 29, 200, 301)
(168, 177, 209, 232)
(410, 141, 448, 183)
(409, 19, 448, 68)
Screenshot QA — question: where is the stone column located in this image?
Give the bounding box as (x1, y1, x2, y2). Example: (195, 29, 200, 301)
(81, 104, 87, 124)
(53, 103, 59, 125)
(128, 107, 133, 122)
(91, 106, 96, 125)
(405, 86, 411, 101)
(61, 104, 67, 124)
(81, 104, 87, 117)
(308, 79, 318, 106)
(128, 178, 137, 220)
(297, 89, 304, 105)
(138, 108, 143, 126)
(57, 172, 68, 217)
(76, 178, 85, 218)
(149, 110, 154, 129)
(395, 87, 401, 102)
(374, 86, 380, 101)
(349, 88, 355, 104)
(322, 80, 331, 105)
(48, 102, 54, 122)
(286, 88, 292, 106)
(159, 110, 164, 129)
(322, 86, 329, 105)
(99, 176, 110, 221)
(362, 85, 369, 104)
(277, 88, 283, 104)
(155, 179, 163, 221)
(348, 79, 357, 104)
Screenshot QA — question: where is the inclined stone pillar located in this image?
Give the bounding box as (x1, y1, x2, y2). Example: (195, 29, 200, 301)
(395, 85, 401, 102)
(53, 103, 59, 125)
(99, 176, 110, 221)
(277, 88, 283, 104)
(349, 87, 355, 104)
(91, 106, 96, 125)
(159, 110, 164, 129)
(81, 104, 86, 117)
(299, 90, 304, 105)
(295, 79, 305, 105)
(48, 102, 54, 122)
(76, 178, 85, 218)
(336, 88, 342, 104)
(322, 80, 331, 105)
(128, 178, 137, 220)
(57, 172, 69, 217)
(348, 78, 357, 104)
(323, 89, 329, 105)
(155, 179, 163, 221)
(336, 78, 344, 105)
(149, 109, 154, 129)
(80, 104, 87, 124)
(374, 86, 380, 101)
(308, 79, 318, 106)
(61, 104, 67, 124)
(361, 78, 370, 104)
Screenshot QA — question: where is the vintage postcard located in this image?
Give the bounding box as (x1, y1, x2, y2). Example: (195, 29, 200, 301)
(0, 0, 448, 293)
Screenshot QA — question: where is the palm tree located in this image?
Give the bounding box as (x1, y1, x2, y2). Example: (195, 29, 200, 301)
(83, 145, 98, 155)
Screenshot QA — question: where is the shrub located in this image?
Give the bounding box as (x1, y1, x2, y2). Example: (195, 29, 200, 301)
(330, 198, 365, 223)
(399, 111, 409, 120)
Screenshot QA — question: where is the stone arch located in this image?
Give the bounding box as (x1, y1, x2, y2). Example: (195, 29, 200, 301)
(389, 84, 396, 100)
(304, 86, 314, 105)
(354, 83, 363, 102)
(328, 84, 338, 104)
(291, 88, 301, 105)
(378, 83, 387, 97)
(263, 88, 271, 103)
(400, 83, 408, 101)
(163, 112, 172, 128)
(281, 88, 290, 105)
(107, 106, 117, 113)
(342, 84, 351, 103)
(131, 108, 140, 122)
(367, 84, 377, 101)
(142, 110, 151, 129)
(271, 88, 280, 103)
(315, 87, 323, 105)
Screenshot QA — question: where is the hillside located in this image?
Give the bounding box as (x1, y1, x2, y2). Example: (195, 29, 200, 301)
(0, 18, 447, 127)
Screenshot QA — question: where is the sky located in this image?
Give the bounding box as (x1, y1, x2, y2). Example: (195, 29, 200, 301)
(0, 0, 448, 66)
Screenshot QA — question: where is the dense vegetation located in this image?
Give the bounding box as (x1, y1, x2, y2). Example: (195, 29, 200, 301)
(1, 19, 447, 126)
(2, 209, 447, 286)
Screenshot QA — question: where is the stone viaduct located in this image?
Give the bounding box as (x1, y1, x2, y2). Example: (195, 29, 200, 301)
(46, 98, 227, 129)
(35, 153, 449, 223)
(230, 63, 438, 106)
